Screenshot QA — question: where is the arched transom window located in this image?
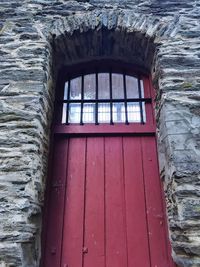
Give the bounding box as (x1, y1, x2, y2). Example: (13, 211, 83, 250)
(61, 69, 151, 125)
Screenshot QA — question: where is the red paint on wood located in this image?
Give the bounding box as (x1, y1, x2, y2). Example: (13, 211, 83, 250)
(123, 137, 150, 267)
(43, 137, 68, 267)
(105, 137, 128, 267)
(141, 136, 171, 267)
(43, 136, 176, 267)
(83, 137, 105, 267)
(53, 123, 155, 136)
(61, 138, 86, 267)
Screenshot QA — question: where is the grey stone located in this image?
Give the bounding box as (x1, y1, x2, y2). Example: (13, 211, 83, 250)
(0, 1, 200, 267)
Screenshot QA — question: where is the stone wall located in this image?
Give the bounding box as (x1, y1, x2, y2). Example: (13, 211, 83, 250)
(0, 1, 200, 266)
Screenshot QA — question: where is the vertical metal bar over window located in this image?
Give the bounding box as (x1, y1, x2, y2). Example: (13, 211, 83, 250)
(95, 72, 99, 125)
(109, 71, 113, 125)
(123, 73, 129, 125)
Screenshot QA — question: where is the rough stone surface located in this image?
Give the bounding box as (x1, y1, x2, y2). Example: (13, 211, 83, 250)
(0, 0, 200, 266)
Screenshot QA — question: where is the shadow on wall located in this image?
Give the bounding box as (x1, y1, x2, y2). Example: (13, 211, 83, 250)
(51, 27, 156, 78)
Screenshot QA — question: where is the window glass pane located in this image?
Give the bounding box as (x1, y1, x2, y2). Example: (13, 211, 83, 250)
(113, 102, 125, 123)
(84, 74, 95, 100)
(112, 73, 124, 99)
(62, 103, 67, 123)
(83, 103, 95, 123)
(127, 102, 141, 122)
(140, 79, 144, 98)
(98, 73, 110, 99)
(70, 77, 81, 100)
(98, 103, 110, 123)
(140, 80, 146, 122)
(126, 76, 139, 98)
(62, 73, 147, 124)
(68, 103, 81, 123)
(142, 104, 146, 122)
(63, 82, 68, 100)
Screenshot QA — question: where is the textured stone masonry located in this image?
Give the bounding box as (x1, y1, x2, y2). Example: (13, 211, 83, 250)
(0, 0, 200, 266)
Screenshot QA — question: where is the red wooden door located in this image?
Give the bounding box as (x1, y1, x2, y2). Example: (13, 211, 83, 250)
(43, 136, 175, 267)
(42, 65, 175, 267)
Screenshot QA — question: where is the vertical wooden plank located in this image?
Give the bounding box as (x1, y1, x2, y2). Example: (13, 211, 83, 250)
(123, 137, 151, 267)
(83, 137, 105, 267)
(43, 136, 68, 267)
(61, 138, 86, 267)
(141, 136, 170, 267)
(105, 137, 128, 267)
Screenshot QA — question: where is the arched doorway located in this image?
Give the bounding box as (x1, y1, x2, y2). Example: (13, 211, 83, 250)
(42, 60, 175, 267)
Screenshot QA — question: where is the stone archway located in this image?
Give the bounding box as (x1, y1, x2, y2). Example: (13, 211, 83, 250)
(44, 10, 200, 267)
